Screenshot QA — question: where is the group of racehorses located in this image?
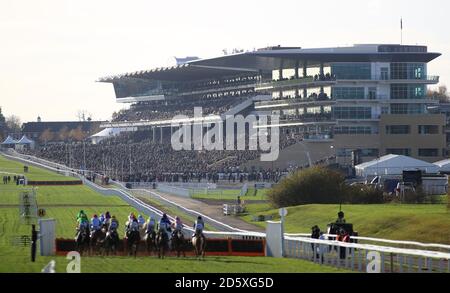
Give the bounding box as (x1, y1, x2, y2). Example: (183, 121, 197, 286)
(75, 222, 206, 259)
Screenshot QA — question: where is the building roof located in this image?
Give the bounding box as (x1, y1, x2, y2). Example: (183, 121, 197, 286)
(1, 135, 17, 145)
(17, 135, 34, 144)
(22, 121, 102, 134)
(90, 127, 136, 138)
(98, 63, 258, 83)
(355, 154, 439, 175)
(433, 158, 450, 172)
(98, 44, 441, 83)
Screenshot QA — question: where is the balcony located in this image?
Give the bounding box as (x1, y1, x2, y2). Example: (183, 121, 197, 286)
(337, 75, 439, 84)
(278, 113, 335, 124)
(255, 95, 335, 109)
(255, 75, 337, 92)
(303, 133, 334, 142)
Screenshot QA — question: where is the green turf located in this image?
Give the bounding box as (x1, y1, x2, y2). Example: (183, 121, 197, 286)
(240, 202, 450, 244)
(0, 206, 348, 273)
(0, 154, 77, 181)
(0, 155, 349, 273)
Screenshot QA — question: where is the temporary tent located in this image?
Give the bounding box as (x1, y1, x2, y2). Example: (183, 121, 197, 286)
(433, 158, 450, 173)
(89, 127, 136, 144)
(15, 135, 35, 150)
(1, 135, 17, 147)
(355, 154, 439, 177)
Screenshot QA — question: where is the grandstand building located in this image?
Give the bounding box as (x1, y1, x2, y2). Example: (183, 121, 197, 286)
(99, 44, 445, 168)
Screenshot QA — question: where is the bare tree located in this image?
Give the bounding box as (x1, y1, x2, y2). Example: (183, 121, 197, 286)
(427, 85, 449, 103)
(6, 115, 21, 134)
(76, 109, 92, 122)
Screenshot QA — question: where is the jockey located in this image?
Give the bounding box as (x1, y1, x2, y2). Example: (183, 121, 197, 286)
(128, 212, 135, 224)
(78, 216, 89, 233)
(99, 213, 105, 225)
(146, 216, 156, 233)
(90, 214, 101, 231)
(105, 211, 111, 226)
(158, 213, 172, 233)
(109, 215, 119, 232)
(76, 210, 87, 223)
(193, 215, 205, 238)
(129, 217, 139, 232)
(137, 214, 145, 228)
(174, 216, 183, 232)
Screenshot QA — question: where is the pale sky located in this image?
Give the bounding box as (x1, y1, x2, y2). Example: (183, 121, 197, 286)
(1, 0, 449, 123)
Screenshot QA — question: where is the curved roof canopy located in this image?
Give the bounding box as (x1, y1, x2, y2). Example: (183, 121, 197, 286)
(98, 44, 441, 83)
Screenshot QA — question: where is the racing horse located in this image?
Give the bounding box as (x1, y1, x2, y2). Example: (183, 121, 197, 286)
(104, 228, 119, 256)
(75, 225, 90, 255)
(155, 228, 169, 259)
(191, 232, 206, 259)
(90, 225, 107, 255)
(126, 227, 140, 258)
(144, 228, 157, 255)
(171, 229, 186, 257)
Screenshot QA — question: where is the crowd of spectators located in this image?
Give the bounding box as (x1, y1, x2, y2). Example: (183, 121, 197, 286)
(113, 95, 248, 122)
(21, 126, 314, 183)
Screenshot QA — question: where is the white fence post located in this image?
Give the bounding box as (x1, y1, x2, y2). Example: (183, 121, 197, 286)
(39, 218, 56, 256)
(265, 221, 283, 258)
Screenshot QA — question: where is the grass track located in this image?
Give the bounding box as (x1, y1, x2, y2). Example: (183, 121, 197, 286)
(0, 154, 349, 272)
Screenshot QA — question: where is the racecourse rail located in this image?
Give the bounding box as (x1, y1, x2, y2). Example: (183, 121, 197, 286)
(2, 150, 450, 273)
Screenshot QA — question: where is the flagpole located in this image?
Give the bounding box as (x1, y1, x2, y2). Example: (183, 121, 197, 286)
(400, 18, 403, 45)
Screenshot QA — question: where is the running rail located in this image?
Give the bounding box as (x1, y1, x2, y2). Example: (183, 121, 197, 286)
(111, 181, 256, 233)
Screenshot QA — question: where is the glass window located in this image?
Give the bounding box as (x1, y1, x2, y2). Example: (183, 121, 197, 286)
(391, 84, 425, 99)
(390, 63, 426, 80)
(380, 68, 389, 80)
(386, 148, 411, 156)
(334, 126, 372, 135)
(418, 149, 439, 157)
(331, 87, 365, 99)
(390, 104, 424, 114)
(385, 125, 410, 134)
(368, 87, 377, 100)
(360, 149, 379, 157)
(333, 107, 372, 119)
(331, 63, 371, 80)
(418, 125, 439, 134)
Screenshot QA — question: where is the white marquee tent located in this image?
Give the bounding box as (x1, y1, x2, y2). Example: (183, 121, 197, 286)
(355, 154, 439, 177)
(89, 127, 136, 144)
(433, 158, 450, 173)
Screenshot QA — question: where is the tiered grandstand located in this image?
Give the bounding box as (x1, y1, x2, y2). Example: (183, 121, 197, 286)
(19, 44, 442, 182)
